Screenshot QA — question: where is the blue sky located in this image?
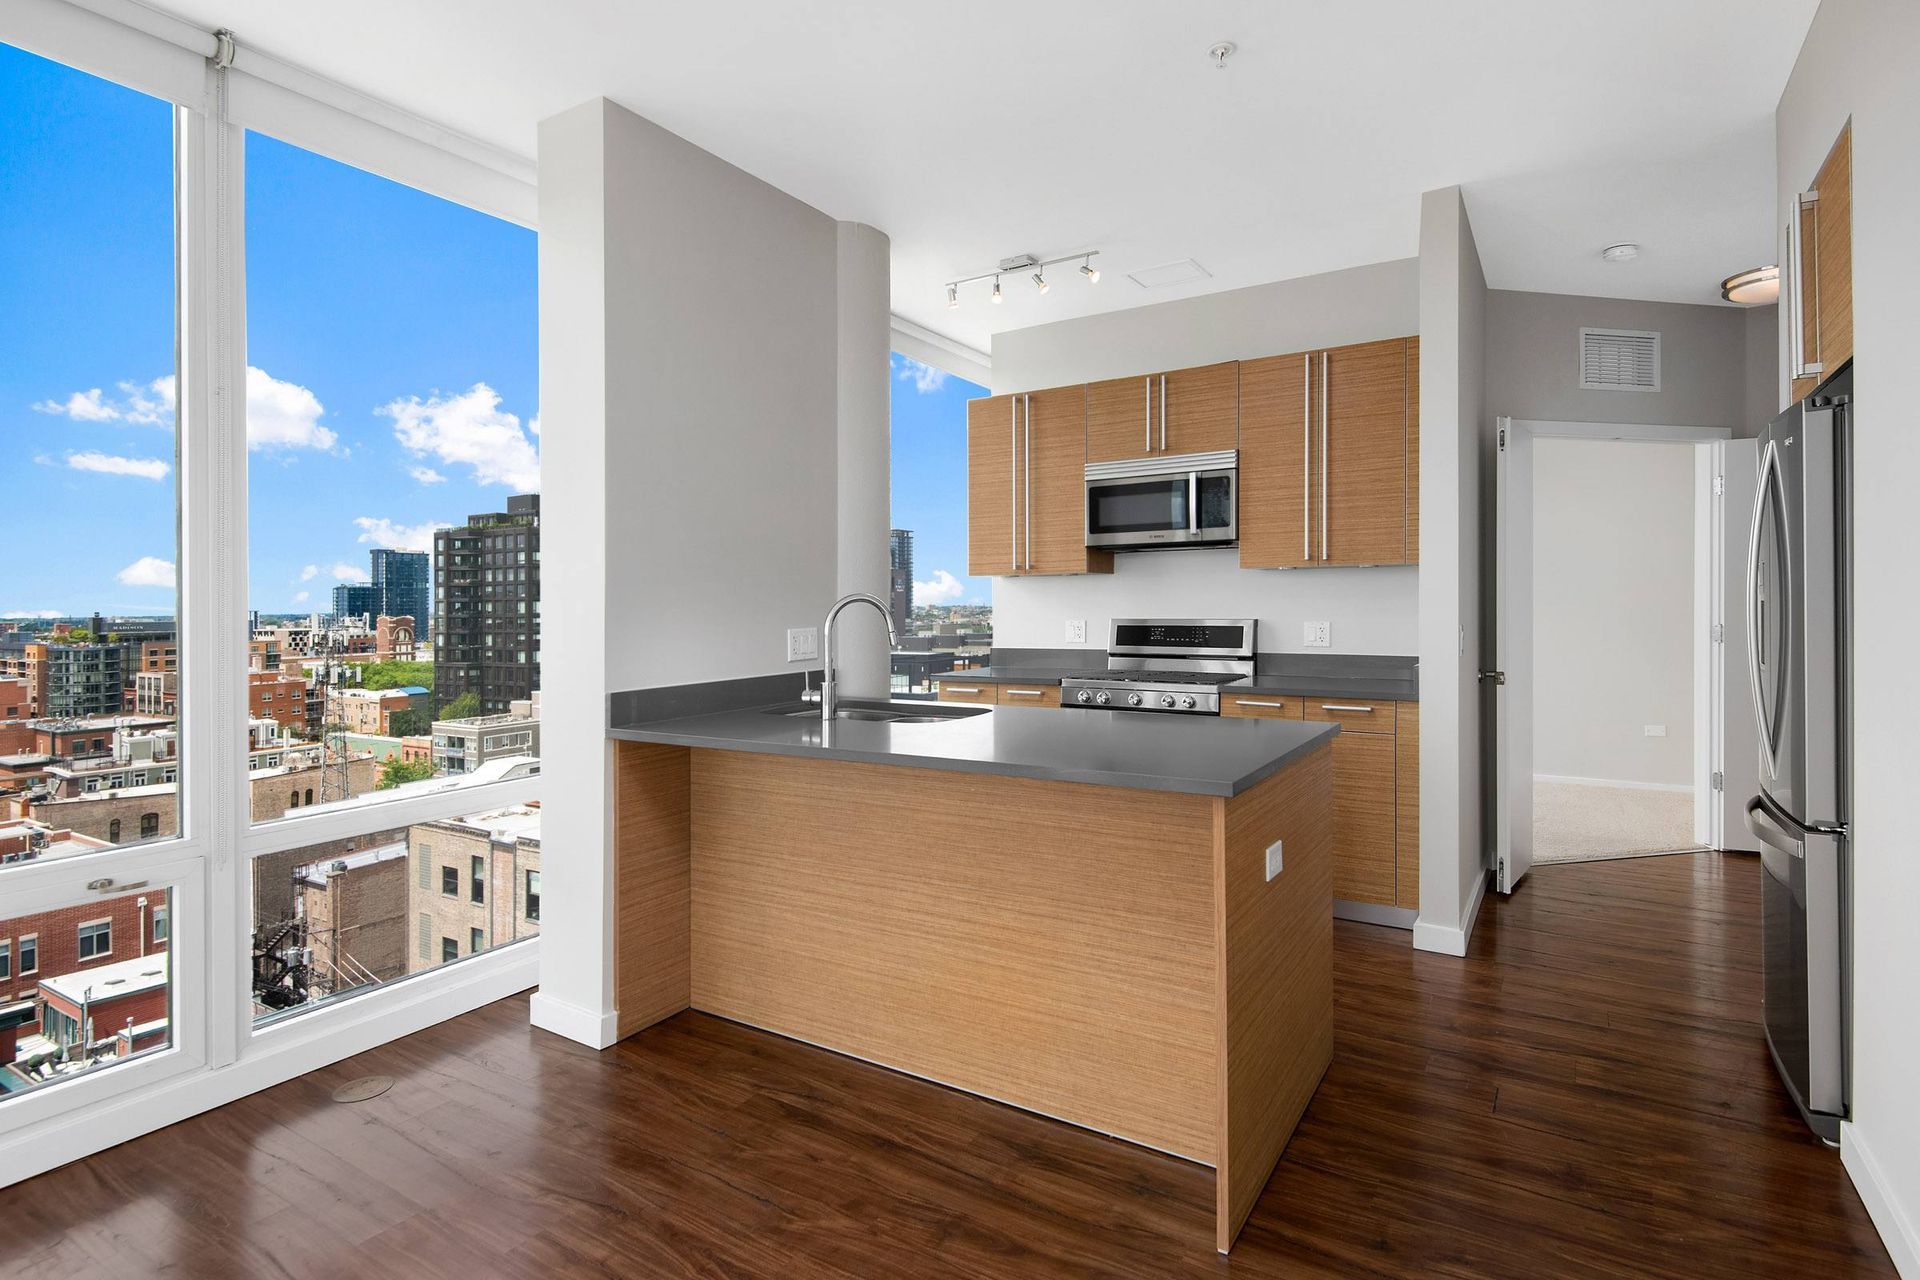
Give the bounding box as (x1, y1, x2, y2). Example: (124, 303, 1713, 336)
(4, 40, 982, 620)
(889, 354, 989, 608)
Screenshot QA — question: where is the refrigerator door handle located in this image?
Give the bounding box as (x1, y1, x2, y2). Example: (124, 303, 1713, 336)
(1746, 440, 1781, 765)
(1746, 793, 1807, 861)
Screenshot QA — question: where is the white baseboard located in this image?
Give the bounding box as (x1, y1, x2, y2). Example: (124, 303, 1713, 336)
(528, 990, 623, 1049)
(0, 941, 539, 1189)
(1413, 869, 1489, 957)
(1843, 1122, 1920, 1277)
(1534, 773, 1694, 795)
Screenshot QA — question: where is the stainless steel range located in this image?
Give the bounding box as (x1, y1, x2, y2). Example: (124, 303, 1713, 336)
(1059, 618, 1256, 715)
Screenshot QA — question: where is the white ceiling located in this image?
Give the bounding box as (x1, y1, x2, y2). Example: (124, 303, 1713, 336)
(153, 0, 1817, 354)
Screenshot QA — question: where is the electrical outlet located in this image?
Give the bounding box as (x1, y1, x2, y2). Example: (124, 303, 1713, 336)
(1644, 724, 1667, 738)
(1265, 840, 1284, 881)
(1065, 619, 1087, 645)
(786, 626, 819, 663)
(1303, 621, 1332, 648)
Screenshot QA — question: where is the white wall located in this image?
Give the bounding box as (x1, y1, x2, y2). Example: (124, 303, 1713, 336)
(986, 259, 1420, 656)
(1531, 438, 1696, 787)
(1485, 290, 1750, 428)
(533, 99, 889, 1048)
(1779, 2, 1920, 1273)
(1415, 186, 1487, 956)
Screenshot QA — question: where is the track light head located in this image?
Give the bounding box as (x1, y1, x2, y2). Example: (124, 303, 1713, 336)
(946, 283, 959, 309)
(1080, 259, 1100, 284)
(1032, 271, 1049, 294)
(991, 276, 1002, 304)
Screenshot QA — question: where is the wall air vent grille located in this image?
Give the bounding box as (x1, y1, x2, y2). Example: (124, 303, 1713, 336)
(1578, 327, 1661, 392)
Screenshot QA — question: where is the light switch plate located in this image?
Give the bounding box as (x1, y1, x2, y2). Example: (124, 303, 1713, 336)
(1303, 621, 1332, 648)
(1065, 619, 1087, 644)
(1265, 840, 1284, 881)
(786, 626, 819, 663)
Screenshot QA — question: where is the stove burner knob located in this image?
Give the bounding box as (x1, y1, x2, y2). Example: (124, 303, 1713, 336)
(1095, 690, 1111, 706)
(1127, 692, 1144, 707)
(1076, 689, 1093, 704)
(1180, 695, 1197, 710)
(1159, 693, 1177, 708)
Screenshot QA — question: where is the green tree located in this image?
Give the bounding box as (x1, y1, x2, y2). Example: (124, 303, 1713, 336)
(440, 691, 481, 721)
(353, 660, 435, 692)
(378, 757, 435, 789)
(386, 708, 430, 738)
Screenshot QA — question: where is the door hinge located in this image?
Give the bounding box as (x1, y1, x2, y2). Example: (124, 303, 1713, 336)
(1713, 474, 1726, 496)
(1711, 622, 1725, 643)
(1498, 426, 1508, 449)
(1712, 771, 1724, 792)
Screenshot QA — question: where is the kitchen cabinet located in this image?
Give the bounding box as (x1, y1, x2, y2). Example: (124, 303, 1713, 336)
(933, 679, 997, 705)
(1221, 693, 1306, 720)
(1239, 338, 1416, 569)
(1298, 696, 1417, 910)
(934, 681, 1060, 707)
(1085, 362, 1238, 463)
(1789, 121, 1852, 406)
(1395, 702, 1420, 912)
(967, 389, 1112, 578)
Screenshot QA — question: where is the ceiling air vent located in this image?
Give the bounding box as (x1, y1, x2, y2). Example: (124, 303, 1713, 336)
(1578, 327, 1661, 392)
(1127, 259, 1212, 289)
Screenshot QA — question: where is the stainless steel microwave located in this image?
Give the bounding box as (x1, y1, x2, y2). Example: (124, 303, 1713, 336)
(1085, 450, 1237, 550)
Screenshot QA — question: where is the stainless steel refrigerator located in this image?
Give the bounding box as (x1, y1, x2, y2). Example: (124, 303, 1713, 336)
(1744, 362, 1851, 1145)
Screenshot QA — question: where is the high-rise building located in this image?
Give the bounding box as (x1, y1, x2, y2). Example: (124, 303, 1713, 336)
(369, 549, 430, 637)
(330, 583, 380, 622)
(433, 494, 539, 716)
(888, 529, 914, 639)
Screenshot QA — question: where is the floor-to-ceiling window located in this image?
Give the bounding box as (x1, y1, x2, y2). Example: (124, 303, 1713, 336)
(887, 353, 989, 694)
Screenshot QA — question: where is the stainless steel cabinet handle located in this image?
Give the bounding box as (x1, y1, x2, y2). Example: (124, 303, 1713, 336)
(1024, 394, 1032, 571)
(1320, 704, 1375, 713)
(1302, 353, 1311, 561)
(1188, 472, 1199, 532)
(1145, 376, 1153, 452)
(1003, 688, 1046, 698)
(1804, 190, 1823, 375)
(1159, 374, 1167, 451)
(1234, 699, 1293, 709)
(942, 686, 983, 694)
(1320, 350, 1329, 561)
(1010, 398, 1018, 572)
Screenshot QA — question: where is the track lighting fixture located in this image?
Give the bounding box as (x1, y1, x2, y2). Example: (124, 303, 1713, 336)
(943, 250, 1101, 308)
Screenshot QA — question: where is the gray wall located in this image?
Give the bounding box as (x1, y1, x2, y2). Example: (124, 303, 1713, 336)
(1485, 290, 1749, 428)
(1742, 303, 1780, 434)
(1779, 0, 1920, 1262)
(1532, 438, 1697, 786)
(985, 259, 1420, 656)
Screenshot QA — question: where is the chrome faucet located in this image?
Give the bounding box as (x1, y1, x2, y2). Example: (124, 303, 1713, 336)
(821, 592, 899, 727)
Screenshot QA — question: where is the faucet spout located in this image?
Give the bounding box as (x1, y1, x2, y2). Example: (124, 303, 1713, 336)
(821, 592, 898, 728)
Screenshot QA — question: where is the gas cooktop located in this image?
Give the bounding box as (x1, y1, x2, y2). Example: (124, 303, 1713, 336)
(1057, 618, 1258, 715)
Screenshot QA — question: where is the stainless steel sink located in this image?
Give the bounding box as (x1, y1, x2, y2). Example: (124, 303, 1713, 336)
(763, 701, 987, 724)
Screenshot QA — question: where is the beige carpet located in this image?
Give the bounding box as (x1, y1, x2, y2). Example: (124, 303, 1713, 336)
(1533, 780, 1704, 864)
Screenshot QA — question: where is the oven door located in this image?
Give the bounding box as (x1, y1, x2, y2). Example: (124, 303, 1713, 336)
(1085, 467, 1236, 549)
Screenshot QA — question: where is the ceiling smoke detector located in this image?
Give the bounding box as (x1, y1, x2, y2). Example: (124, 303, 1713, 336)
(1601, 242, 1641, 263)
(1209, 42, 1236, 69)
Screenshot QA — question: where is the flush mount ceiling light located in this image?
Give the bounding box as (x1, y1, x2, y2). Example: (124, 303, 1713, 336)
(945, 251, 1100, 309)
(1209, 41, 1236, 69)
(1720, 264, 1780, 305)
(1601, 242, 1641, 263)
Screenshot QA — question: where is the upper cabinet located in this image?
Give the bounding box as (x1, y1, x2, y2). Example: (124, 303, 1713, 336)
(967, 389, 1112, 578)
(1085, 361, 1239, 462)
(1788, 121, 1853, 406)
(1239, 337, 1418, 568)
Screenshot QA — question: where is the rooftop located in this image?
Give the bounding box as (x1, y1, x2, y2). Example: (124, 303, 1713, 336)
(295, 839, 408, 886)
(40, 952, 170, 1006)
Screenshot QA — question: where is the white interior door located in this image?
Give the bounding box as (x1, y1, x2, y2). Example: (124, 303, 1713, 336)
(1494, 418, 1535, 893)
(1719, 438, 1762, 851)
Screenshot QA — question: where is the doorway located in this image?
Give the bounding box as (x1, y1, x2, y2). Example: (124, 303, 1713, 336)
(1490, 419, 1760, 891)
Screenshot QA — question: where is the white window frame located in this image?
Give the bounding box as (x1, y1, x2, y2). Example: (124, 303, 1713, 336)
(0, 1, 542, 1188)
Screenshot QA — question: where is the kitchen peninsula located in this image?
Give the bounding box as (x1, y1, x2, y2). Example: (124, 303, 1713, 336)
(607, 687, 1338, 1252)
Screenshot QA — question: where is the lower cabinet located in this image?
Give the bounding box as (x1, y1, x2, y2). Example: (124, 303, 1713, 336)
(934, 681, 1060, 707)
(1296, 698, 1418, 912)
(933, 680, 998, 706)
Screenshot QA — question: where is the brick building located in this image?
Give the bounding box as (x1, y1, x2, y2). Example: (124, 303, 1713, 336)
(0, 677, 28, 720)
(294, 841, 410, 999)
(249, 670, 310, 735)
(434, 494, 539, 715)
(324, 685, 429, 736)
(0, 888, 171, 1037)
(407, 803, 541, 972)
(374, 614, 417, 662)
(23, 749, 376, 843)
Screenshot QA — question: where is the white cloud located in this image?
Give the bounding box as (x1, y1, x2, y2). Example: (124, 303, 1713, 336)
(246, 366, 336, 451)
(527, 414, 541, 437)
(330, 562, 369, 583)
(408, 466, 446, 485)
(116, 556, 176, 589)
(353, 516, 449, 554)
(119, 377, 174, 427)
(2, 610, 64, 620)
(894, 355, 948, 394)
(292, 590, 310, 605)
(380, 382, 539, 491)
(298, 564, 319, 582)
(34, 388, 120, 421)
(913, 569, 965, 604)
(67, 451, 170, 481)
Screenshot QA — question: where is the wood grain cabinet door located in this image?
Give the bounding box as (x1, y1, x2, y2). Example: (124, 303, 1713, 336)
(1329, 730, 1397, 906)
(1405, 338, 1420, 564)
(1321, 339, 1411, 566)
(1813, 123, 1852, 381)
(1221, 693, 1305, 720)
(1161, 361, 1239, 455)
(1238, 353, 1312, 569)
(934, 681, 997, 705)
(967, 394, 1017, 577)
(1395, 701, 1419, 911)
(1085, 375, 1156, 463)
(1024, 385, 1110, 576)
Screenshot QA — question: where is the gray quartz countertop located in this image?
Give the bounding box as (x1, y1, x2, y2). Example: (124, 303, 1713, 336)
(607, 701, 1338, 798)
(945, 652, 1419, 702)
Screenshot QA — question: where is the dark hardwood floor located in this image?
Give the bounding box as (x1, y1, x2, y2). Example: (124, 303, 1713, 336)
(1, 852, 1895, 1279)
